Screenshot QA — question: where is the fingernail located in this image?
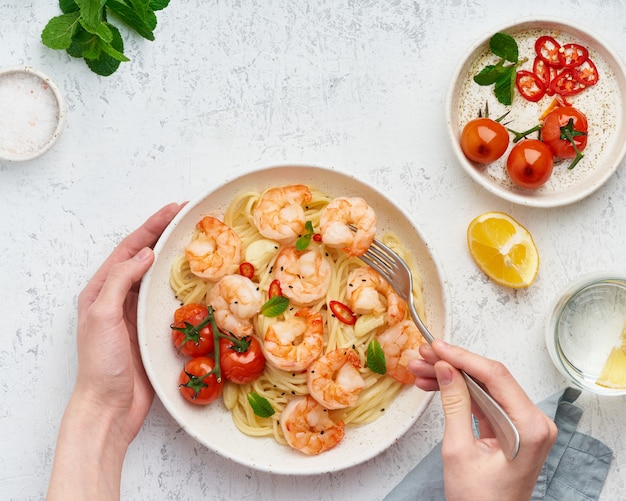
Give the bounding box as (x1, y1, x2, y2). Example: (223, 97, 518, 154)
(134, 247, 152, 261)
(436, 364, 454, 386)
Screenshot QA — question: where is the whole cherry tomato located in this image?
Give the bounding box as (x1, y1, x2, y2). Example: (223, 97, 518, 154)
(171, 303, 215, 357)
(506, 139, 554, 189)
(179, 356, 224, 405)
(219, 335, 266, 384)
(460, 118, 510, 163)
(541, 106, 588, 159)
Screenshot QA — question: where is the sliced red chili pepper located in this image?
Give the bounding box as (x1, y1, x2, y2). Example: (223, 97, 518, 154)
(239, 262, 255, 279)
(329, 300, 356, 325)
(572, 58, 599, 87)
(535, 35, 561, 66)
(550, 69, 585, 96)
(557, 43, 589, 68)
(313, 233, 322, 242)
(268, 279, 283, 299)
(515, 70, 546, 102)
(532, 57, 551, 87)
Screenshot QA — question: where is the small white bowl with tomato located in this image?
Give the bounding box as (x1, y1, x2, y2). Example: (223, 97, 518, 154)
(447, 17, 626, 207)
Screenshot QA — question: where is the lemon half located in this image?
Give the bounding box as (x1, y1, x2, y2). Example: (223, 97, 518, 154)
(467, 212, 540, 289)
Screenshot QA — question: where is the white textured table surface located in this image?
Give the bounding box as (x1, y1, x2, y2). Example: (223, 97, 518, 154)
(2, 1, 625, 499)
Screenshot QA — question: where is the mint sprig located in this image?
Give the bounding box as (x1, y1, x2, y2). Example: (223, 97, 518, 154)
(41, 0, 170, 76)
(473, 33, 523, 106)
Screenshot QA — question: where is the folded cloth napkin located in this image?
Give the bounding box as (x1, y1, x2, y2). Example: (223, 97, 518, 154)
(384, 388, 613, 501)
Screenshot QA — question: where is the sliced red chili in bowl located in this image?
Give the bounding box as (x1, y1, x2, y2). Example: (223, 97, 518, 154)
(516, 70, 546, 102)
(550, 69, 585, 96)
(535, 35, 561, 66)
(572, 58, 599, 87)
(557, 43, 589, 68)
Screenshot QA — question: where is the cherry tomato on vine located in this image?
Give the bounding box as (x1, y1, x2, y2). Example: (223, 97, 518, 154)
(541, 106, 588, 159)
(171, 303, 215, 357)
(179, 356, 224, 405)
(506, 139, 554, 189)
(460, 117, 510, 163)
(219, 335, 266, 384)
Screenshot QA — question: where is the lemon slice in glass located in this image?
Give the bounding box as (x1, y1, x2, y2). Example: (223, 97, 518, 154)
(467, 212, 539, 288)
(596, 322, 626, 389)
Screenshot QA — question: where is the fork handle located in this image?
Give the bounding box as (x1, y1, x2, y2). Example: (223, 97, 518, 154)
(407, 308, 520, 460)
(461, 371, 520, 461)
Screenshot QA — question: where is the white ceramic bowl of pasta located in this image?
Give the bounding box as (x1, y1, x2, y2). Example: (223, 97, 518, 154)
(446, 17, 626, 207)
(137, 165, 451, 474)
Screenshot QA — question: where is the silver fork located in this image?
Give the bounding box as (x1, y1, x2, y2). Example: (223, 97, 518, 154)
(359, 237, 521, 461)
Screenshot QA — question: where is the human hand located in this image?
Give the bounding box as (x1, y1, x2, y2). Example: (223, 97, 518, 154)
(409, 340, 557, 501)
(48, 202, 183, 500)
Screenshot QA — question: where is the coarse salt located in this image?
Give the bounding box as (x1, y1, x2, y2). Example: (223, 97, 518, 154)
(0, 68, 64, 161)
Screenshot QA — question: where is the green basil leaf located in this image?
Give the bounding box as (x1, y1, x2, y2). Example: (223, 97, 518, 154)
(41, 13, 80, 50)
(247, 392, 275, 418)
(367, 339, 386, 375)
(490, 32, 518, 63)
(260, 295, 290, 317)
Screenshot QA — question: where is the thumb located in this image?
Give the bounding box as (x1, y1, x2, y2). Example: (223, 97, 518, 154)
(96, 247, 154, 310)
(436, 360, 476, 452)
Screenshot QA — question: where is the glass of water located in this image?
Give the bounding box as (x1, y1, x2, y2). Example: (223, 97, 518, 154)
(546, 273, 626, 396)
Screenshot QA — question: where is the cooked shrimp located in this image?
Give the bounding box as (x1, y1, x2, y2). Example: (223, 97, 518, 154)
(307, 348, 365, 410)
(319, 197, 376, 257)
(185, 216, 242, 282)
(377, 319, 426, 385)
(263, 309, 324, 371)
(346, 266, 407, 325)
(280, 395, 345, 455)
(253, 184, 313, 245)
(208, 274, 263, 337)
(273, 246, 332, 306)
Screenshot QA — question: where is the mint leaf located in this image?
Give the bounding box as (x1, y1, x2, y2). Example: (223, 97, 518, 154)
(260, 295, 290, 317)
(367, 339, 386, 375)
(60, 0, 80, 14)
(490, 32, 518, 63)
(473, 33, 520, 105)
(106, 0, 155, 40)
(85, 23, 124, 76)
(150, 0, 170, 10)
(74, 0, 106, 31)
(247, 392, 275, 418)
(494, 66, 516, 106)
(295, 221, 315, 250)
(79, 17, 113, 43)
(41, 13, 81, 50)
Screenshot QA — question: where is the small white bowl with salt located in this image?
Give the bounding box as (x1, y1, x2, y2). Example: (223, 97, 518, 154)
(0, 66, 66, 162)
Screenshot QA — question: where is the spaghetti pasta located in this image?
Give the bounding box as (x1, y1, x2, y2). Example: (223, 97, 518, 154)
(169, 184, 426, 453)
